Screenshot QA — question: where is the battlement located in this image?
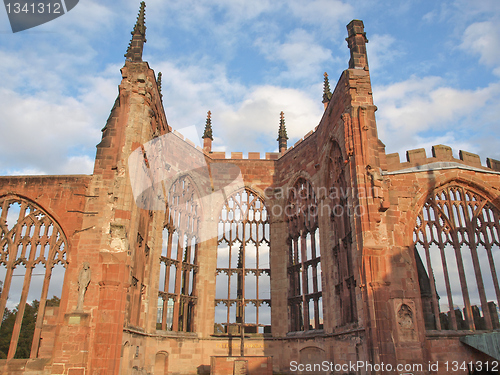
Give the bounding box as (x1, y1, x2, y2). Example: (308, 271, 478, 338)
(170, 129, 279, 161)
(385, 144, 500, 173)
(168, 118, 321, 162)
(209, 151, 279, 160)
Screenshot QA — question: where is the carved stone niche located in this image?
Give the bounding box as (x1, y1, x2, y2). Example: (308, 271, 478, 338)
(393, 300, 418, 342)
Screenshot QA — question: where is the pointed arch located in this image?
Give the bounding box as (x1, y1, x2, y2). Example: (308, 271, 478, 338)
(157, 174, 200, 332)
(214, 188, 271, 334)
(327, 141, 357, 326)
(412, 183, 500, 331)
(286, 177, 323, 332)
(0, 195, 67, 359)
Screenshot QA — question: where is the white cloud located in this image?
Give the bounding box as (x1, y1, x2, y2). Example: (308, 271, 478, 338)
(461, 21, 500, 76)
(0, 62, 118, 175)
(255, 28, 333, 82)
(288, 0, 353, 32)
(374, 76, 500, 158)
(217, 85, 323, 153)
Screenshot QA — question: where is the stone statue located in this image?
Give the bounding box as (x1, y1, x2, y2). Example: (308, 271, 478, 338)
(76, 262, 91, 311)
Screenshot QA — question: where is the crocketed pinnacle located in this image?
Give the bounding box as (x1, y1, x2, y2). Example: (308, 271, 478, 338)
(277, 111, 288, 141)
(125, 2, 147, 62)
(277, 111, 288, 152)
(157, 72, 162, 98)
(322, 72, 332, 103)
(202, 111, 213, 140)
(133, 1, 146, 36)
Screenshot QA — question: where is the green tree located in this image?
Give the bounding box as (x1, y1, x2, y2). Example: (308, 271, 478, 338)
(0, 307, 15, 359)
(0, 296, 60, 359)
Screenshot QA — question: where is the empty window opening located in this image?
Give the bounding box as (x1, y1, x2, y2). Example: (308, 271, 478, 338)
(0, 197, 67, 359)
(414, 185, 500, 331)
(214, 189, 271, 335)
(157, 176, 199, 332)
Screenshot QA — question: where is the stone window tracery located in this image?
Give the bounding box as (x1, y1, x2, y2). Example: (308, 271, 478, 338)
(0, 196, 67, 359)
(214, 189, 271, 334)
(328, 142, 356, 326)
(287, 178, 323, 332)
(157, 176, 199, 332)
(414, 184, 500, 331)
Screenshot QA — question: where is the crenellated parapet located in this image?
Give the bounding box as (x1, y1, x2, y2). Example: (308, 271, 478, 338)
(384, 144, 500, 174)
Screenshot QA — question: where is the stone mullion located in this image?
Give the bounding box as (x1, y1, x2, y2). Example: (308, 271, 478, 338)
(451, 229, 474, 330)
(310, 229, 318, 261)
(30, 261, 53, 358)
(428, 211, 449, 331)
(0, 208, 26, 330)
(450, 191, 474, 330)
(171, 230, 182, 331)
(181, 297, 188, 332)
(287, 240, 294, 331)
(255, 220, 260, 307)
(421, 220, 444, 330)
(484, 240, 500, 312)
(162, 227, 173, 330)
(434, 203, 458, 330)
(161, 294, 168, 331)
(161, 262, 169, 329)
(313, 297, 320, 330)
(311, 232, 320, 329)
(27, 215, 49, 357)
(255, 250, 260, 326)
(446, 194, 473, 330)
(466, 211, 493, 329)
(0, 264, 14, 328)
(161, 233, 172, 330)
(443, 198, 464, 330)
(300, 234, 309, 330)
(0, 200, 9, 223)
(437, 240, 456, 329)
(241, 224, 246, 327)
(7, 256, 35, 359)
(191, 242, 198, 294)
(478, 207, 500, 323)
(226, 234, 232, 327)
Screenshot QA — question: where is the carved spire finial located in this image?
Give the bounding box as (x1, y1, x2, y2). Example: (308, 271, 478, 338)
(125, 2, 147, 62)
(157, 72, 162, 98)
(202, 111, 213, 140)
(202, 111, 213, 152)
(277, 111, 288, 153)
(322, 72, 332, 104)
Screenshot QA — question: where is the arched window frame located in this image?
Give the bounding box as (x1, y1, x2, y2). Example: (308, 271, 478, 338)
(214, 188, 271, 335)
(0, 196, 67, 359)
(157, 176, 199, 332)
(328, 142, 356, 326)
(413, 183, 500, 331)
(286, 178, 323, 332)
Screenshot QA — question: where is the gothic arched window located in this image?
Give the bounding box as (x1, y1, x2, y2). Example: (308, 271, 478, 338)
(214, 189, 271, 334)
(414, 184, 500, 331)
(287, 178, 323, 332)
(0, 196, 67, 359)
(328, 142, 356, 326)
(157, 176, 199, 332)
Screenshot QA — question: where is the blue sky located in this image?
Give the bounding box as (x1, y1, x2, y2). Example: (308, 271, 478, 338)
(1, 0, 499, 175)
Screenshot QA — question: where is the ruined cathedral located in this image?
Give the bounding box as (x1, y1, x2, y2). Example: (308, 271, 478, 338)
(2, 2, 500, 375)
